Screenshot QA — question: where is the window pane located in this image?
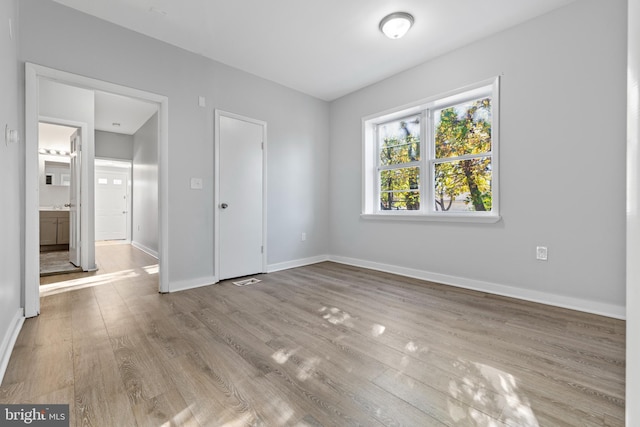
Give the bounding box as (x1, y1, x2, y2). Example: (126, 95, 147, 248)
(379, 116, 420, 166)
(381, 191, 420, 210)
(434, 98, 491, 159)
(434, 157, 492, 212)
(380, 167, 420, 210)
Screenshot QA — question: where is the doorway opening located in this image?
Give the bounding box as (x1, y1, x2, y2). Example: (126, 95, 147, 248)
(38, 122, 83, 276)
(25, 63, 170, 317)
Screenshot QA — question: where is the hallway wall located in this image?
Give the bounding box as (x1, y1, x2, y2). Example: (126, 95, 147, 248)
(0, 0, 23, 381)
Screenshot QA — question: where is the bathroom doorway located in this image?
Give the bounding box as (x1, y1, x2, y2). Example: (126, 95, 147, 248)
(38, 121, 83, 276)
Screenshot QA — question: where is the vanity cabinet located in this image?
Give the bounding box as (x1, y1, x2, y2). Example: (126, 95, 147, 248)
(57, 216, 70, 244)
(40, 211, 70, 246)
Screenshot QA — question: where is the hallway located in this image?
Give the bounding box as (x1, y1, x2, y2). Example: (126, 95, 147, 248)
(39, 243, 158, 298)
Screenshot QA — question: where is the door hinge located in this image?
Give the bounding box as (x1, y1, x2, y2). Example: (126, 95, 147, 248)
(261, 142, 264, 150)
(261, 246, 264, 253)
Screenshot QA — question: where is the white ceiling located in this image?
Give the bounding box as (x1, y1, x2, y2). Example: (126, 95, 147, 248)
(52, 0, 577, 101)
(39, 92, 157, 151)
(94, 91, 158, 135)
(38, 122, 76, 151)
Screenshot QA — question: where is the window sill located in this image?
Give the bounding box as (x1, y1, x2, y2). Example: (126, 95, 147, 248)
(360, 213, 501, 223)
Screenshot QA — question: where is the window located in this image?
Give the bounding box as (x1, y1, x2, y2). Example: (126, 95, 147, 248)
(362, 77, 499, 221)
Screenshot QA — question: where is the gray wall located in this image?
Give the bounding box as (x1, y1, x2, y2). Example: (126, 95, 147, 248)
(14, 0, 626, 316)
(329, 0, 627, 315)
(95, 130, 133, 160)
(0, 0, 22, 377)
(132, 113, 158, 256)
(18, 0, 330, 287)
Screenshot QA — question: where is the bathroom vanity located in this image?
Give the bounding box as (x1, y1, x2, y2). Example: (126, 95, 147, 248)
(39, 209, 70, 249)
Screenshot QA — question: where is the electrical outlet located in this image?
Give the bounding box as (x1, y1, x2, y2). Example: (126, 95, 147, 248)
(301, 232, 307, 242)
(536, 246, 548, 261)
(190, 177, 203, 190)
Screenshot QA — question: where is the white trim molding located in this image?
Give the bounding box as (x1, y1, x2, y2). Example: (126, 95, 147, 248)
(329, 255, 625, 320)
(131, 241, 159, 259)
(267, 255, 330, 273)
(169, 276, 218, 293)
(0, 310, 24, 384)
(24, 63, 170, 311)
(627, 0, 640, 423)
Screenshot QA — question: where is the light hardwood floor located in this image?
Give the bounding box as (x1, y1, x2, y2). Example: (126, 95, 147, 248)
(1, 245, 625, 426)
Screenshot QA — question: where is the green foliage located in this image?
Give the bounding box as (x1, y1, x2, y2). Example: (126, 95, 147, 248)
(377, 99, 492, 212)
(379, 118, 420, 210)
(380, 167, 420, 210)
(434, 98, 492, 211)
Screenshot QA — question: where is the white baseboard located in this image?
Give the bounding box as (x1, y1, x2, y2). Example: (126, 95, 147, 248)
(267, 255, 330, 273)
(131, 241, 159, 259)
(0, 309, 25, 385)
(159, 252, 625, 319)
(329, 255, 626, 320)
(169, 275, 218, 293)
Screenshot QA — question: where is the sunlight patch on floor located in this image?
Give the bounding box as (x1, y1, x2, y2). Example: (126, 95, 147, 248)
(297, 357, 321, 381)
(142, 264, 159, 274)
(272, 348, 297, 365)
(161, 405, 198, 427)
(405, 341, 418, 352)
(39, 268, 141, 297)
(448, 358, 540, 427)
(221, 412, 256, 427)
(319, 306, 353, 327)
(372, 323, 386, 337)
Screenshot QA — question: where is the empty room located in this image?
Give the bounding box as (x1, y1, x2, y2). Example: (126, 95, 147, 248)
(1, 0, 639, 426)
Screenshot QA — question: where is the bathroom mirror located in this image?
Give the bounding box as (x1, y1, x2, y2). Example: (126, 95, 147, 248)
(44, 160, 70, 186)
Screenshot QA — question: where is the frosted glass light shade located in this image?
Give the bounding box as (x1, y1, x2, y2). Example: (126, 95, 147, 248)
(379, 12, 414, 39)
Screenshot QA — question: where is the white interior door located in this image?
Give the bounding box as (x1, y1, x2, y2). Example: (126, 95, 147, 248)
(69, 130, 81, 267)
(217, 113, 266, 280)
(95, 167, 129, 241)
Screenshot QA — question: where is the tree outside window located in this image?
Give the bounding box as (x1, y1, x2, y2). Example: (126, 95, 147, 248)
(365, 78, 498, 220)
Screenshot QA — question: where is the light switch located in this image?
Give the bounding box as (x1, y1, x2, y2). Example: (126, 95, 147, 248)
(190, 177, 203, 190)
(198, 96, 206, 108)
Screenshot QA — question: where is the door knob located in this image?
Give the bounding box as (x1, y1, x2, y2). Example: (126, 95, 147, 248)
(220, 203, 228, 209)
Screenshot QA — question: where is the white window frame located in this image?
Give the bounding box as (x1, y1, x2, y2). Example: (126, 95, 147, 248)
(362, 77, 500, 223)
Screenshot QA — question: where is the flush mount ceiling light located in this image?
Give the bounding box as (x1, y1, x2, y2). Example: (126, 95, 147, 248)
(379, 12, 414, 39)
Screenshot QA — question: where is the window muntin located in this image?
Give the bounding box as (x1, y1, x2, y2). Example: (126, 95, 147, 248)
(363, 78, 499, 220)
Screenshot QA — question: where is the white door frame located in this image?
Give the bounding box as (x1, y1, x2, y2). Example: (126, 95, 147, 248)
(95, 158, 133, 243)
(38, 116, 87, 267)
(25, 63, 170, 317)
(214, 109, 267, 281)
